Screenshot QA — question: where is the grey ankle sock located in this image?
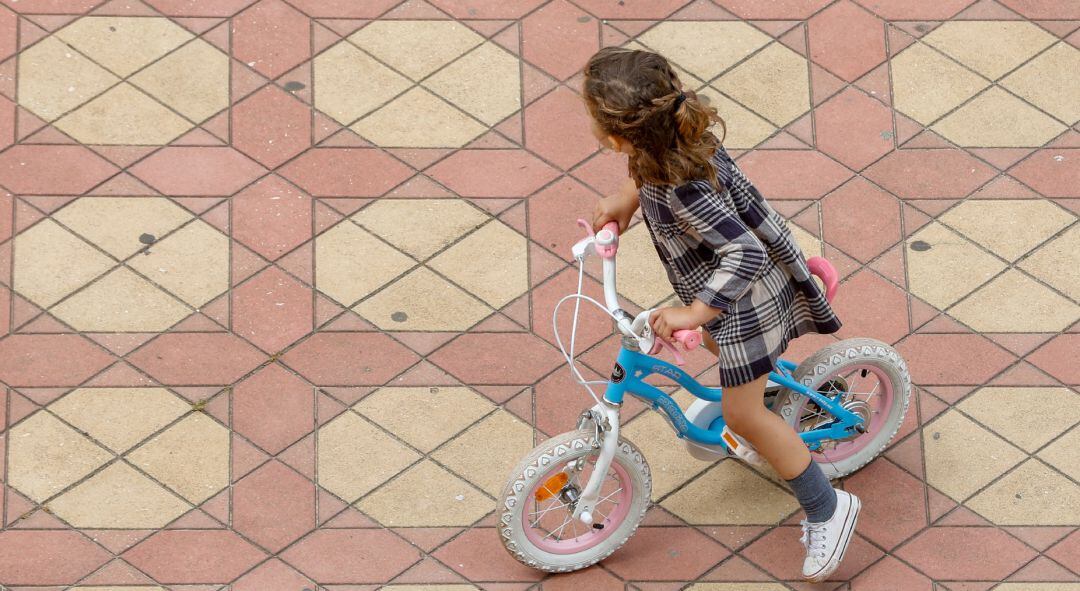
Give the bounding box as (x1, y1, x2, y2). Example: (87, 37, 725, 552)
(786, 461, 837, 523)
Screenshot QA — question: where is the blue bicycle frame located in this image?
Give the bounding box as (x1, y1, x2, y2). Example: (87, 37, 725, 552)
(604, 347, 865, 450)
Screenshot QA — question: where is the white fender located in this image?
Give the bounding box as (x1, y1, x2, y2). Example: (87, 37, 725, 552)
(683, 399, 728, 461)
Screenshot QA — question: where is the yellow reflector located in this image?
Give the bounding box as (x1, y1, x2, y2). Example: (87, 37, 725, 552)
(535, 472, 569, 502)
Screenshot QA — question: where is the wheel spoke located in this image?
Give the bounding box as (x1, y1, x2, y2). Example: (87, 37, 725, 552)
(545, 515, 573, 541)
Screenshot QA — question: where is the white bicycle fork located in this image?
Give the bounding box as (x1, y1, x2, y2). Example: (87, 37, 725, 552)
(572, 402, 621, 525)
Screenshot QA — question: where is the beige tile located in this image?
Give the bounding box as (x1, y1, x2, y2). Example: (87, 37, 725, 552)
(350, 20, 484, 81)
(425, 42, 520, 126)
(130, 39, 228, 122)
(55, 83, 193, 145)
(317, 411, 420, 501)
(688, 585, 789, 591)
(967, 460, 1080, 525)
(958, 387, 1080, 453)
(789, 221, 822, 258)
(698, 87, 777, 149)
(54, 196, 193, 259)
(891, 42, 990, 125)
(1002, 43, 1080, 124)
(352, 198, 488, 259)
(8, 411, 112, 502)
(358, 460, 491, 527)
(906, 222, 1007, 309)
(52, 267, 191, 332)
(49, 388, 190, 454)
(932, 87, 1066, 147)
(622, 411, 713, 500)
(939, 199, 1073, 261)
(384, 587, 478, 591)
(1019, 221, 1080, 300)
(432, 410, 533, 496)
(428, 221, 527, 308)
(127, 413, 229, 504)
(662, 460, 798, 524)
(1038, 426, 1080, 481)
(993, 585, 1080, 591)
(56, 16, 193, 77)
(315, 221, 415, 306)
(128, 220, 228, 308)
(314, 41, 411, 125)
(638, 22, 771, 81)
(48, 462, 189, 528)
(623, 41, 706, 92)
(14, 219, 115, 308)
(355, 386, 495, 453)
(922, 21, 1056, 80)
(352, 87, 485, 148)
(74, 588, 164, 591)
(354, 267, 490, 331)
(614, 223, 676, 308)
(715, 43, 810, 127)
(923, 409, 1026, 501)
(949, 270, 1079, 332)
(17, 37, 120, 121)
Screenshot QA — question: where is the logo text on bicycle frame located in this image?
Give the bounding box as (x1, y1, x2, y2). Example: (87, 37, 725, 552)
(610, 363, 625, 383)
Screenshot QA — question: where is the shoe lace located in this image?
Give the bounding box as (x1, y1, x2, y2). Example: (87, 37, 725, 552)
(800, 520, 828, 560)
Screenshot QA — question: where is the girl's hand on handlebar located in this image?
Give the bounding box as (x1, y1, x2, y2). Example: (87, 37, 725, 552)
(649, 306, 699, 341)
(593, 191, 638, 233)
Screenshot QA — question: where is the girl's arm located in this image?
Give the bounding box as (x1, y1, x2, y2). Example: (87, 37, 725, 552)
(593, 177, 640, 232)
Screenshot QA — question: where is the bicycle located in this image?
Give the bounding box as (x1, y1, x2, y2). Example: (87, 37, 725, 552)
(497, 220, 912, 573)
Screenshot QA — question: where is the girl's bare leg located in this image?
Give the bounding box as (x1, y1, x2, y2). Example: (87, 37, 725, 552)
(720, 373, 811, 479)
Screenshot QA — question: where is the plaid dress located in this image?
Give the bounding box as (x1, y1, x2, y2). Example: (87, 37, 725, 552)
(639, 147, 841, 387)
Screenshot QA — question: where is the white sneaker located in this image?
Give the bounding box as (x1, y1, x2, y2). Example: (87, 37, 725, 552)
(800, 489, 861, 582)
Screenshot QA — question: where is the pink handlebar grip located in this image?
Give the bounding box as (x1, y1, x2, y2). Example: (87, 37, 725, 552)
(806, 256, 839, 303)
(594, 221, 620, 259)
(672, 329, 702, 350)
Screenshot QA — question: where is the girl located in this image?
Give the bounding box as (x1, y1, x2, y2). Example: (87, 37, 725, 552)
(584, 47, 857, 582)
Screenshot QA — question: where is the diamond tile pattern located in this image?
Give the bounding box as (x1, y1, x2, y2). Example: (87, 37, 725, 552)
(1, 2, 1077, 588)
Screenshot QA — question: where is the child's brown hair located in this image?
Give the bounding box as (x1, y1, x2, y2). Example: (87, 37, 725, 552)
(583, 47, 726, 189)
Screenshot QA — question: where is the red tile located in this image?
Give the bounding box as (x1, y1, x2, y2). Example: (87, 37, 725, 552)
(896, 334, 1014, 385)
(1046, 529, 1080, 574)
(130, 147, 265, 196)
(428, 149, 559, 198)
(815, 88, 894, 171)
(433, 528, 546, 582)
(0, 190, 10, 242)
(281, 148, 413, 197)
(232, 85, 311, 169)
(864, 149, 996, 199)
(0, 0, 104, 12)
(1009, 149, 1079, 199)
(821, 177, 901, 263)
(524, 86, 597, 170)
(0, 96, 13, 153)
(127, 333, 266, 385)
(571, 0, 689, 17)
(142, 0, 255, 15)
(428, 0, 546, 17)
(531, 267, 611, 352)
(528, 178, 601, 261)
(895, 527, 1036, 580)
(0, 530, 112, 585)
(233, 558, 315, 591)
(851, 556, 932, 591)
(743, 527, 881, 581)
(0, 334, 113, 387)
(572, 150, 631, 195)
(999, 0, 1080, 18)
(809, 1, 886, 82)
(234, 363, 315, 454)
(713, 0, 832, 18)
(281, 528, 420, 583)
(543, 564, 624, 591)
(429, 333, 563, 384)
(736, 150, 852, 199)
(533, 362, 603, 436)
(124, 530, 267, 583)
(282, 332, 419, 385)
(233, 266, 313, 354)
(843, 460, 927, 549)
(286, 0, 405, 17)
(832, 270, 910, 345)
(522, 0, 598, 81)
(232, 0, 310, 79)
(233, 460, 315, 552)
(853, 0, 976, 19)
(603, 527, 728, 580)
(1027, 334, 1080, 385)
(0, 145, 117, 195)
(232, 175, 312, 261)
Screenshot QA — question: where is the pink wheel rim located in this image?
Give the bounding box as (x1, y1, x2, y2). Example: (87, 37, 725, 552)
(521, 456, 634, 554)
(795, 363, 895, 463)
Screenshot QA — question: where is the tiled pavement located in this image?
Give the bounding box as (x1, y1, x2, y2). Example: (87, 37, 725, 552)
(0, 0, 1077, 589)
